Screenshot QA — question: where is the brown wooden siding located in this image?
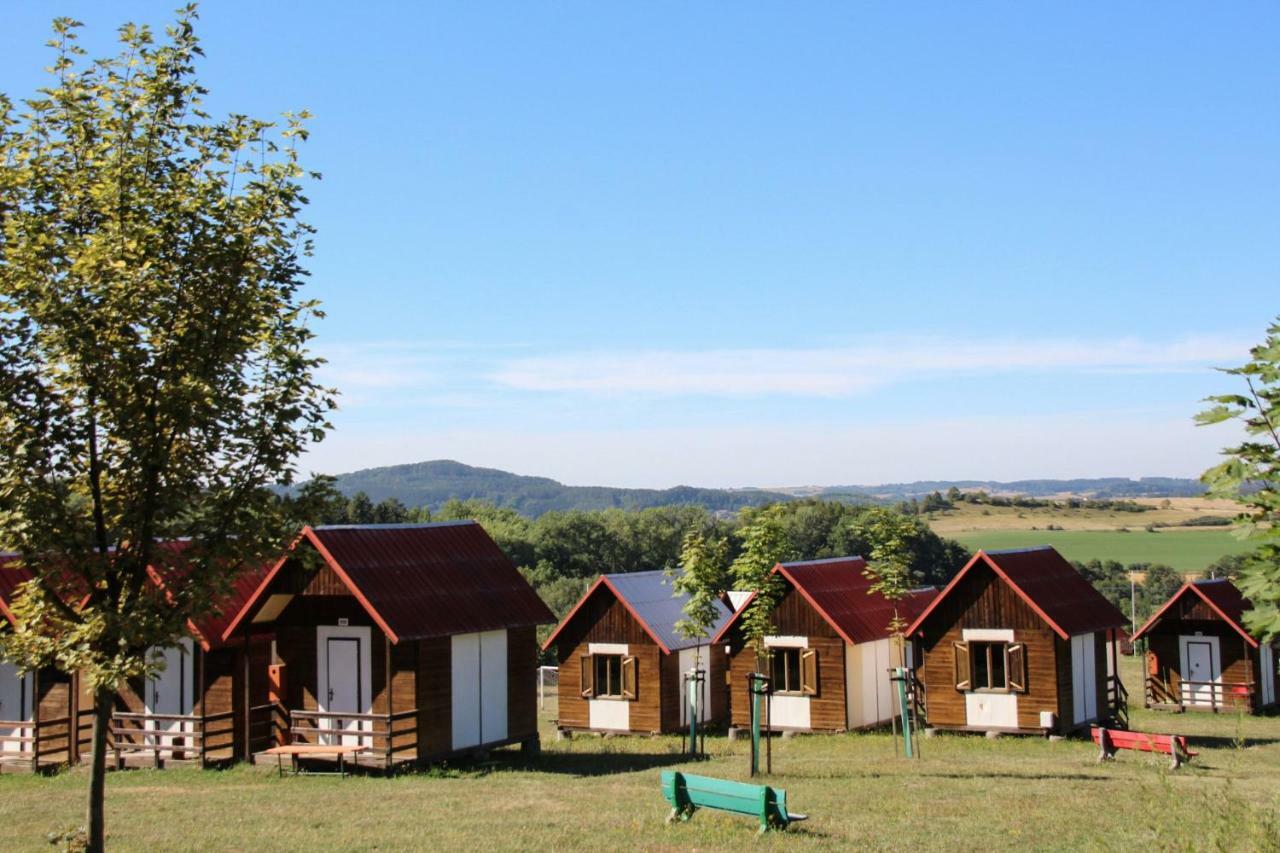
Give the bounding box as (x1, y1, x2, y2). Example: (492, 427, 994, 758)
(916, 562, 1065, 731)
(1146, 620, 1262, 710)
(416, 636, 451, 756)
(506, 626, 537, 740)
(724, 584, 847, 731)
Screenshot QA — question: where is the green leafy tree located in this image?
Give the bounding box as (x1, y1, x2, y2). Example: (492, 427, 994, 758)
(850, 508, 921, 643)
(670, 530, 732, 654)
(0, 11, 331, 850)
(731, 505, 794, 663)
(1197, 316, 1280, 643)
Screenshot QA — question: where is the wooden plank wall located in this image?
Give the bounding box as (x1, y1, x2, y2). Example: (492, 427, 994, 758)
(552, 590, 663, 732)
(506, 625, 537, 741)
(201, 647, 236, 758)
(36, 668, 74, 763)
(1146, 619, 1257, 709)
(724, 583, 847, 731)
(416, 636, 451, 756)
(916, 562, 1063, 730)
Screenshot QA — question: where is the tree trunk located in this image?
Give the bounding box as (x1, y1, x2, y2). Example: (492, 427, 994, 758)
(87, 686, 114, 853)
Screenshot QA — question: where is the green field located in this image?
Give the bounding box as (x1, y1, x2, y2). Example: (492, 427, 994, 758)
(1, 660, 1278, 851)
(948, 528, 1253, 572)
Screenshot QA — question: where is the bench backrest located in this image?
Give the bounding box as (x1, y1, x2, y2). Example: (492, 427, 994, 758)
(662, 771, 788, 824)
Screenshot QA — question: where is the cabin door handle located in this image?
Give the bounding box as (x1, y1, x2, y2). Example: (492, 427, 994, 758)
(327, 688, 334, 704)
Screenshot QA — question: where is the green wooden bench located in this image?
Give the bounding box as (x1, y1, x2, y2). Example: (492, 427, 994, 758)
(661, 770, 807, 833)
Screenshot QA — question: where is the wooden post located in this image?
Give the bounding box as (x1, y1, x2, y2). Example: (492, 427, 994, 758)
(384, 639, 393, 769)
(242, 631, 251, 763)
(31, 668, 41, 771)
(197, 647, 206, 767)
(69, 669, 79, 765)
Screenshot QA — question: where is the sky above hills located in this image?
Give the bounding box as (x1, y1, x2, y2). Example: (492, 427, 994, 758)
(3, 3, 1276, 487)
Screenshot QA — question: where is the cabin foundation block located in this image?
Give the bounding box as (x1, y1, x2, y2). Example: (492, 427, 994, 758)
(984, 730, 1002, 740)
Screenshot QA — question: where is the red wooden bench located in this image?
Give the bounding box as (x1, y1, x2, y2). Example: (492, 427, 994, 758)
(1091, 727, 1198, 769)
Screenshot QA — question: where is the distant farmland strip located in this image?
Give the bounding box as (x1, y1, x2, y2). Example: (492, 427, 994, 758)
(947, 528, 1252, 572)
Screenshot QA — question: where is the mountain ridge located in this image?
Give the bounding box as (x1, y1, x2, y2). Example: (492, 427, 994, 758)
(312, 460, 1205, 517)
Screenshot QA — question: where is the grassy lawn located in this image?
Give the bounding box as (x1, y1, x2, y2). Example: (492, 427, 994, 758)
(946, 528, 1252, 573)
(1, 660, 1278, 851)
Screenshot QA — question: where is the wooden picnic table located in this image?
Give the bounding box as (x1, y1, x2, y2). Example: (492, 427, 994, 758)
(263, 744, 370, 778)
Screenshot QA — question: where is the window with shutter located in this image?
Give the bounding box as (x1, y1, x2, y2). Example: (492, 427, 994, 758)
(1007, 643, 1027, 693)
(953, 641, 971, 691)
(621, 656, 638, 700)
(800, 648, 818, 696)
(580, 654, 594, 698)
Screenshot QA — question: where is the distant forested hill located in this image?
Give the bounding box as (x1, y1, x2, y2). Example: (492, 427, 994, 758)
(816, 477, 1205, 501)
(308, 461, 1205, 518)
(321, 460, 795, 517)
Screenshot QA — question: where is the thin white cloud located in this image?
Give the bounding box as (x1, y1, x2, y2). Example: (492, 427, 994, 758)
(489, 335, 1249, 397)
(300, 409, 1241, 488)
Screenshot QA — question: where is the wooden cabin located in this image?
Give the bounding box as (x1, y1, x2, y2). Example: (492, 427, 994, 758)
(93, 563, 273, 768)
(1132, 579, 1279, 713)
(0, 558, 80, 771)
(544, 570, 733, 734)
(714, 557, 938, 733)
(221, 522, 555, 768)
(906, 546, 1128, 735)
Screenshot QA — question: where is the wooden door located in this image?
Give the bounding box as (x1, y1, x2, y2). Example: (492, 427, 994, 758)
(146, 639, 194, 751)
(1180, 637, 1219, 707)
(324, 637, 363, 746)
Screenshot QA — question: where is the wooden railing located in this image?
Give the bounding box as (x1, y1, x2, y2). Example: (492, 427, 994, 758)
(1146, 677, 1254, 713)
(109, 710, 235, 767)
(286, 708, 418, 767)
(1, 716, 76, 766)
(1105, 675, 1129, 730)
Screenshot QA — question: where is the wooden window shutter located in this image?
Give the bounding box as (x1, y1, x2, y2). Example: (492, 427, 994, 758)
(801, 648, 818, 696)
(579, 654, 594, 698)
(1007, 643, 1027, 693)
(621, 656, 638, 701)
(953, 641, 971, 691)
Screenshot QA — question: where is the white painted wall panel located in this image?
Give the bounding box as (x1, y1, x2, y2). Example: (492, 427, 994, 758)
(1071, 633, 1097, 723)
(965, 692, 1018, 728)
(588, 698, 630, 731)
(768, 694, 811, 730)
(451, 633, 481, 749)
(677, 647, 712, 726)
(480, 630, 508, 743)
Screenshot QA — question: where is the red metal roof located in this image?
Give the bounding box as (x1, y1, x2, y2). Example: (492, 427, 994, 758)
(907, 546, 1128, 640)
(0, 555, 32, 627)
(1131, 579, 1257, 647)
(712, 556, 939, 646)
(223, 522, 555, 644)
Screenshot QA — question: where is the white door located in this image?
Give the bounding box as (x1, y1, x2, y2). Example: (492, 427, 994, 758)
(1261, 645, 1276, 707)
(1070, 634, 1098, 724)
(679, 647, 713, 728)
(1180, 636, 1220, 707)
(146, 639, 194, 751)
(451, 633, 481, 749)
(0, 661, 32, 754)
(316, 626, 372, 746)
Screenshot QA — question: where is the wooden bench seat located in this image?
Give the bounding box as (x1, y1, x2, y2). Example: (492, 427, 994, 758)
(263, 744, 370, 777)
(1091, 726, 1198, 769)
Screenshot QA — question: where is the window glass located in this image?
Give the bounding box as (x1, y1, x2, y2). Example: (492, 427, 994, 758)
(970, 642, 1010, 691)
(771, 648, 803, 693)
(594, 654, 623, 697)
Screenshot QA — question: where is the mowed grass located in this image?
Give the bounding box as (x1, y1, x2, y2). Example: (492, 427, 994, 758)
(947, 528, 1253, 572)
(1, 660, 1279, 851)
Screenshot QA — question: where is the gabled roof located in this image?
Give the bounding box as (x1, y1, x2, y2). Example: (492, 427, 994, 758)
(146, 556, 274, 652)
(1131, 578, 1257, 647)
(222, 522, 555, 644)
(711, 556, 939, 646)
(542, 570, 734, 654)
(907, 546, 1127, 640)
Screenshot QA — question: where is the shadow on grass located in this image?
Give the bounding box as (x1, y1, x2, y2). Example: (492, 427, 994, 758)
(524, 751, 693, 777)
(779, 768, 1115, 783)
(1183, 735, 1280, 749)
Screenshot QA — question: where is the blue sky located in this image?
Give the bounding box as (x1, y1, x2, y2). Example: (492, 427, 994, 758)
(3, 3, 1276, 487)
